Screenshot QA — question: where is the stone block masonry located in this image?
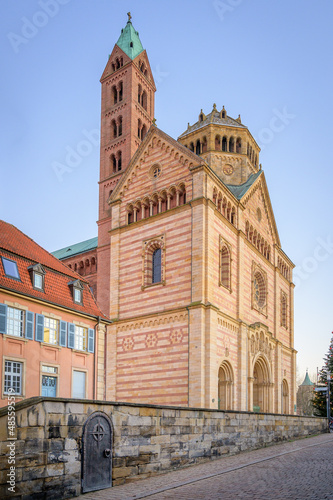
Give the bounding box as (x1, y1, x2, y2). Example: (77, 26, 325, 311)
(0, 397, 327, 499)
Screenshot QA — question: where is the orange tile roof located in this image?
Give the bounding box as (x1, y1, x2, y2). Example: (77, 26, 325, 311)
(0, 220, 109, 320)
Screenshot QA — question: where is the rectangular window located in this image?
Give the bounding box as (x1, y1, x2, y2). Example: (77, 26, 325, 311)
(1, 257, 20, 280)
(74, 288, 82, 304)
(72, 370, 86, 399)
(42, 365, 57, 374)
(34, 273, 43, 290)
(4, 360, 22, 395)
(44, 318, 59, 345)
(7, 307, 24, 337)
(74, 326, 87, 351)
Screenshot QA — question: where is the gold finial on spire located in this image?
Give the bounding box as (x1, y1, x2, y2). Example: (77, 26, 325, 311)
(127, 12, 132, 23)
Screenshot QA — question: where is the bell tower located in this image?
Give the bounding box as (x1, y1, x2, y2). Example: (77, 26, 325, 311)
(97, 14, 156, 315)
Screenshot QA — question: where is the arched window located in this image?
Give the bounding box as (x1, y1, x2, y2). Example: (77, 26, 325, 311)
(142, 91, 147, 110)
(222, 197, 227, 216)
(282, 379, 289, 414)
(230, 207, 236, 225)
(195, 139, 201, 155)
(202, 136, 207, 153)
(218, 362, 233, 410)
(281, 292, 287, 328)
(112, 86, 117, 105)
(226, 202, 231, 221)
(245, 220, 249, 237)
(215, 136, 221, 151)
(138, 119, 142, 138)
(152, 248, 162, 283)
(229, 137, 235, 153)
(178, 185, 186, 205)
(118, 81, 123, 102)
(222, 136, 227, 152)
(189, 142, 194, 152)
(220, 244, 231, 289)
(117, 151, 122, 171)
(236, 138, 242, 153)
(111, 120, 117, 139)
(213, 189, 218, 205)
(110, 154, 117, 173)
(138, 84, 142, 104)
(118, 116, 122, 136)
(141, 125, 147, 140)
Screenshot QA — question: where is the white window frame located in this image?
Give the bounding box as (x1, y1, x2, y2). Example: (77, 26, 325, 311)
(2, 357, 25, 397)
(44, 317, 59, 345)
(6, 307, 25, 338)
(74, 326, 87, 351)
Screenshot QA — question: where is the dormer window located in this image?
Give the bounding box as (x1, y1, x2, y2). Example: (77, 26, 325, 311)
(28, 263, 45, 291)
(74, 288, 82, 304)
(1, 257, 20, 280)
(68, 280, 84, 305)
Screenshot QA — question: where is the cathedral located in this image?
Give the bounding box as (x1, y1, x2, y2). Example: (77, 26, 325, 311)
(55, 15, 296, 413)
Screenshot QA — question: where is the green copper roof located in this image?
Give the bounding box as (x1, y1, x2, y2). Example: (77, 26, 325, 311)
(116, 19, 144, 60)
(52, 237, 97, 260)
(225, 171, 262, 200)
(300, 371, 314, 386)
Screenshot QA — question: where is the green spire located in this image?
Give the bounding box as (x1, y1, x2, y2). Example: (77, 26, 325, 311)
(116, 13, 144, 60)
(300, 370, 314, 386)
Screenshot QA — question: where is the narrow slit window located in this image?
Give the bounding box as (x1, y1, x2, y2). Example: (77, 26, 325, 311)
(152, 248, 162, 283)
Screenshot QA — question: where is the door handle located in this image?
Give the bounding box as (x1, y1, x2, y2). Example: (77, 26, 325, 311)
(104, 449, 111, 458)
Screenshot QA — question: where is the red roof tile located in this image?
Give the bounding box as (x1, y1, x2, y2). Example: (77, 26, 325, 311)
(0, 220, 109, 320)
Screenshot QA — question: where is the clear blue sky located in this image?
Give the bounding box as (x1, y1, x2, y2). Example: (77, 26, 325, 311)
(1, 0, 332, 382)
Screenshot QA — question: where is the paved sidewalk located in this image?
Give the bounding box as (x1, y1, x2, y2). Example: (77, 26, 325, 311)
(78, 433, 333, 499)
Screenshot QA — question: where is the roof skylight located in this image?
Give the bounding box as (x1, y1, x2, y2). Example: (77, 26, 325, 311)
(1, 257, 20, 280)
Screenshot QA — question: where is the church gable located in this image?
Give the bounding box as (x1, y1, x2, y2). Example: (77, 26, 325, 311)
(100, 44, 132, 82)
(110, 127, 201, 225)
(133, 50, 156, 90)
(241, 174, 280, 248)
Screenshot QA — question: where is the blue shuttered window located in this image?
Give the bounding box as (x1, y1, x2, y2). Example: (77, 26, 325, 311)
(0, 304, 7, 334)
(35, 314, 44, 342)
(68, 323, 75, 349)
(59, 321, 67, 347)
(25, 311, 34, 340)
(87, 328, 95, 353)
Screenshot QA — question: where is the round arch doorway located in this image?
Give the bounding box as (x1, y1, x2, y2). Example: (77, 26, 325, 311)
(252, 356, 272, 413)
(218, 361, 234, 410)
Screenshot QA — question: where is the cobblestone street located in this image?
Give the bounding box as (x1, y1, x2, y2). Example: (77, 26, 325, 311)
(78, 433, 333, 500)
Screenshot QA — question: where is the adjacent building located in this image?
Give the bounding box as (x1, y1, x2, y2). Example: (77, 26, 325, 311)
(0, 221, 109, 407)
(297, 371, 315, 416)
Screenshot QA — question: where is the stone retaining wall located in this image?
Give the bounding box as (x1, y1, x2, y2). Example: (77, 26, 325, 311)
(0, 397, 327, 499)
